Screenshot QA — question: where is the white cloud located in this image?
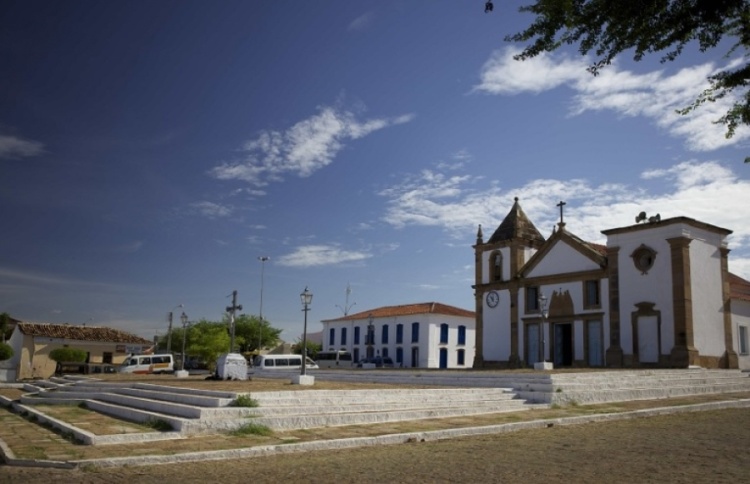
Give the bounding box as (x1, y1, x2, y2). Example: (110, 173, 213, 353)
(378, 159, 750, 278)
(0, 134, 45, 159)
(348, 11, 374, 32)
(210, 106, 414, 187)
(115, 241, 144, 253)
(277, 245, 372, 268)
(474, 48, 750, 151)
(191, 201, 233, 218)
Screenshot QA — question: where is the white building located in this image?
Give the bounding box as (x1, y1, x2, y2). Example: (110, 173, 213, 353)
(474, 198, 750, 370)
(320, 302, 475, 369)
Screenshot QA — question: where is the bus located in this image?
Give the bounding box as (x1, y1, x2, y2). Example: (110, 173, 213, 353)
(315, 350, 353, 368)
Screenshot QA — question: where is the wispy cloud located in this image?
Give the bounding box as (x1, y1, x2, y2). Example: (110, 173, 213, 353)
(474, 47, 750, 151)
(277, 244, 372, 268)
(114, 241, 144, 253)
(378, 159, 750, 278)
(348, 11, 375, 31)
(0, 267, 120, 289)
(209, 106, 414, 187)
(190, 201, 233, 218)
(0, 134, 45, 159)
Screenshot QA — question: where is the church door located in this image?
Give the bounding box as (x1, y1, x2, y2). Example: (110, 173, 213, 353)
(527, 324, 540, 366)
(553, 323, 574, 366)
(587, 320, 603, 366)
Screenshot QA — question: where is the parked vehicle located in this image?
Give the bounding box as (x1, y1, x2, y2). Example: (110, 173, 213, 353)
(356, 356, 395, 368)
(315, 350, 353, 368)
(252, 354, 319, 371)
(118, 354, 174, 374)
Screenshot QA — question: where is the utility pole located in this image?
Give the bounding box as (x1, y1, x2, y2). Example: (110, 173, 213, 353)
(226, 290, 242, 353)
(258, 256, 269, 354)
(167, 312, 173, 352)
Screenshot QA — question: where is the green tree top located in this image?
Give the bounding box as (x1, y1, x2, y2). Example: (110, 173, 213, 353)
(504, 0, 750, 148)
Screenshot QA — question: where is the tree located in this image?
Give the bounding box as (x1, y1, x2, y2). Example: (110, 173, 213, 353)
(503, 0, 750, 151)
(48, 347, 87, 363)
(293, 338, 322, 360)
(0, 312, 10, 343)
(187, 320, 231, 370)
(0, 343, 12, 361)
(232, 314, 283, 353)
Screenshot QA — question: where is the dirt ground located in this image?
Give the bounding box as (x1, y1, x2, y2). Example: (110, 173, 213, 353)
(2, 407, 749, 483)
(2, 374, 750, 482)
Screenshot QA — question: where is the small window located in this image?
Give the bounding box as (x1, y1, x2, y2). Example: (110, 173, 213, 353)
(411, 322, 420, 343)
(102, 352, 113, 364)
(382, 347, 389, 358)
(584, 280, 601, 309)
(526, 286, 540, 312)
(631, 245, 657, 274)
(457, 349, 465, 366)
(740, 326, 749, 355)
(382, 324, 389, 344)
(396, 324, 404, 344)
(329, 328, 335, 347)
(440, 323, 449, 344)
(396, 347, 403, 364)
(341, 327, 347, 346)
(458, 325, 466, 345)
(264, 359, 274, 367)
(141, 357, 151, 365)
(354, 326, 360, 345)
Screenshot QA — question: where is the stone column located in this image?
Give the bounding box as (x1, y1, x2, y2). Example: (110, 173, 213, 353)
(605, 247, 623, 367)
(720, 247, 739, 368)
(667, 236, 699, 367)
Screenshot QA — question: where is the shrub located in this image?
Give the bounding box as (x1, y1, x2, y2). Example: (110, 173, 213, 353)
(0, 342, 13, 361)
(229, 423, 273, 437)
(49, 347, 87, 363)
(232, 394, 259, 408)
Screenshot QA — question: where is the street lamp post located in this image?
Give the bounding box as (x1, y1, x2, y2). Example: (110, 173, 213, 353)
(180, 312, 188, 371)
(538, 294, 550, 367)
(300, 287, 313, 377)
(367, 313, 374, 359)
(258, 256, 269, 355)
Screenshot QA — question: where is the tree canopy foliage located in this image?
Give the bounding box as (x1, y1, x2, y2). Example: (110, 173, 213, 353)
(48, 347, 87, 363)
(505, 0, 750, 144)
(0, 342, 13, 361)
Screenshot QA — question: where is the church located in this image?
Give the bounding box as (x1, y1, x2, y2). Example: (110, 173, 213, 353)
(473, 198, 750, 370)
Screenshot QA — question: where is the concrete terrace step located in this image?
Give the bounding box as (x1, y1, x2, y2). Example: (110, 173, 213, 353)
(249, 388, 516, 406)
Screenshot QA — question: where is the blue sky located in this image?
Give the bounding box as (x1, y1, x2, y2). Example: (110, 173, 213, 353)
(2, 1, 749, 341)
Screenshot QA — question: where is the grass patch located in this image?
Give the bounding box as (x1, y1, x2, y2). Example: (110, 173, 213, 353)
(232, 394, 259, 408)
(229, 422, 273, 437)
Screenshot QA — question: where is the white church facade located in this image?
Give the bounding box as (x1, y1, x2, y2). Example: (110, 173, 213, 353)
(320, 302, 475, 369)
(473, 198, 750, 370)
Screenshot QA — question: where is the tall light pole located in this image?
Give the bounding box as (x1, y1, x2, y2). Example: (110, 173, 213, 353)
(539, 294, 548, 364)
(300, 287, 313, 376)
(226, 290, 242, 353)
(167, 304, 183, 353)
(258, 256, 269, 354)
(367, 313, 375, 359)
(180, 312, 188, 371)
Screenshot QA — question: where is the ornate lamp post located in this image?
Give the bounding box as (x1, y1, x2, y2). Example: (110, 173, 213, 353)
(300, 287, 313, 377)
(539, 294, 549, 364)
(180, 312, 189, 371)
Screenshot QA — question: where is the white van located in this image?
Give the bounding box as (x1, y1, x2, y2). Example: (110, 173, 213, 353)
(119, 354, 174, 374)
(253, 354, 319, 371)
(315, 350, 353, 368)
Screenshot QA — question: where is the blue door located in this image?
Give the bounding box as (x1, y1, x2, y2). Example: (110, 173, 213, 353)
(439, 348, 448, 369)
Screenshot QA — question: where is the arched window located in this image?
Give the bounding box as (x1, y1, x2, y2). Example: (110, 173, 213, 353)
(490, 250, 503, 281)
(440, 323, 449, 344)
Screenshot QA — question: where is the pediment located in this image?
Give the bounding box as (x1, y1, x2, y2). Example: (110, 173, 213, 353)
(522, 231, 606, 278)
